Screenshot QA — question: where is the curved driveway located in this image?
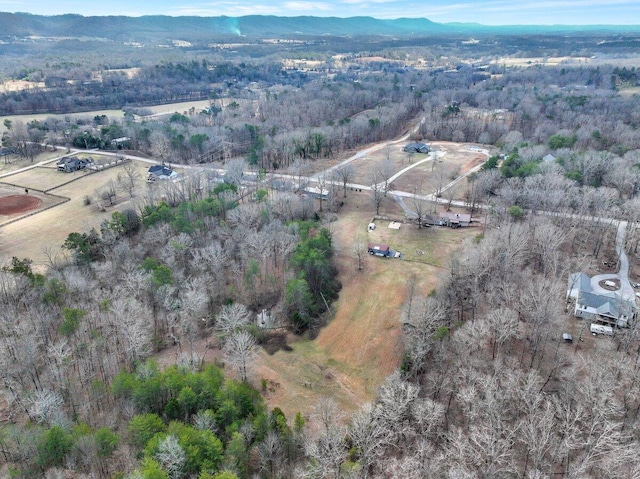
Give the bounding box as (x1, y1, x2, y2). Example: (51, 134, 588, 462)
(590, 221, 634, 301)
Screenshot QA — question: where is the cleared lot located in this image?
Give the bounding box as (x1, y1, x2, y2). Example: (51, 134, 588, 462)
(255, 190, 478, 418)
(0, 159, 151, 266)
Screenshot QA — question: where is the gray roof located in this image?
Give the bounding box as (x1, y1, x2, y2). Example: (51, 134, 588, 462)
(568, 272, 591, 296)
(403, 142, 430, 153)
(578, 291, 620, 318)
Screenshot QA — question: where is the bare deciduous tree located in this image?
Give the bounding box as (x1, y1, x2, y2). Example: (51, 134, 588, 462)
(370, 170, 385, 215)
(116, 161, 141, 198)
(223, 330, 256, 382)
(155, 435, 186, 479)
(336, 164, 354, 198)
(215, 303, 252, 342)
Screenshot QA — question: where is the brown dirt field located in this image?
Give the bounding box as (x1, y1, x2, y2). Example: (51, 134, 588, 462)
(0, 184, 63, 224)
(255, 191, 478, 420)
(0, 195, 42, 215)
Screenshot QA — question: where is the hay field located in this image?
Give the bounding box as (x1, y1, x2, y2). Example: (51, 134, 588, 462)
(0, 159, 151, 266)
(344, 141, 488, 200)
(0, 150, 63, 175)
(256, 191, 477, 419)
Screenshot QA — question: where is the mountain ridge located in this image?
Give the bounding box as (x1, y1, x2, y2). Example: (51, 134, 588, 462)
(1, 12, 639, 42)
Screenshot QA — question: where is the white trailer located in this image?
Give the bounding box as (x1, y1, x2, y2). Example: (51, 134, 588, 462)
(590, 323, 614, 336)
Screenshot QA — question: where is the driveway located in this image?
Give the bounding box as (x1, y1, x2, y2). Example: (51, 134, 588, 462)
(590, 221, 634, 300)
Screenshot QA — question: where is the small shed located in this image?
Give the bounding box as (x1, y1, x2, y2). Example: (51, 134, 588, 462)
(367, 243, 391, 257)
(562, 333, 573, 343)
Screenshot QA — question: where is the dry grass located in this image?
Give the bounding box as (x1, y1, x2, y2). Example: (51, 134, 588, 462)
(620, 86, 640, 97)
(255, 191, 478, 420)
(347, 141, 489, 201)
(5, 166, 93, 191)
(0, 159, 151, 266)
(0, 150, 63, 175)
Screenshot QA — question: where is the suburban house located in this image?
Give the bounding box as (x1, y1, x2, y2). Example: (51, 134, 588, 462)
(57, 156, 94, 172)
(402, 142, 430, 154)
(147, 165, 179, 182)
(567, 272, 636, 328)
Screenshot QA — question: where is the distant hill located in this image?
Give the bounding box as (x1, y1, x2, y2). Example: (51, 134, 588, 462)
(0, 12, 638, 43)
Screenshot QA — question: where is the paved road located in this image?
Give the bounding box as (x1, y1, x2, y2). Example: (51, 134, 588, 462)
(4, 127, 634, 299)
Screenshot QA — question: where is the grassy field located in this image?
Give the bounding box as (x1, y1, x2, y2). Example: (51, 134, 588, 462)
(0, 150, 63, 175)
(345, 140, 489, 201)
(255, 191, 478, 419)
(0, 157, 152, 266)
(0, 99, 216, 133)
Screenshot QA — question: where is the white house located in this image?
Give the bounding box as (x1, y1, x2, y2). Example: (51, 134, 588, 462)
(147, 165, 179, 182)
(567, 272, 635, 328)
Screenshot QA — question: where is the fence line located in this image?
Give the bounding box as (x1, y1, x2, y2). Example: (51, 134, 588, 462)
(0, 196, 70, 228)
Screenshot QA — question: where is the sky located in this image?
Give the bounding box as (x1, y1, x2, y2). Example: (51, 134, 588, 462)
(1, 0, 639, 25)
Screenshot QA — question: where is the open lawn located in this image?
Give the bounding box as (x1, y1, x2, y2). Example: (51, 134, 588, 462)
(0, 159, 152, 267)
(3, 165, 93, 191)
(0, 99, 217, 133)
(255, 190, 478, 420)
(0, 149, 63, 175)
(346, 141, 489, 201)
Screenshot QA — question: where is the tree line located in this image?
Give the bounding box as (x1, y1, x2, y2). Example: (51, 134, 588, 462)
(0, 173, 340, 478)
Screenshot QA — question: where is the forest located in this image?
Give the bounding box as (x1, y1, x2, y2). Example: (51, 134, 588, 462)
(2, 19, 640, 479)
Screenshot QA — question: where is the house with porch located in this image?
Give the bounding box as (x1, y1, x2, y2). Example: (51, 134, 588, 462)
(567, 272, 636, 328)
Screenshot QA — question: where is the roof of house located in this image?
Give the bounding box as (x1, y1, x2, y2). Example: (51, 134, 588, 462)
(441, 211, 471, 223)
(543, 154, 556, 163)
(403, 142, 430, 153)
(568, 272, 591, 296)
(58, 156, 92, 167)
(368, 243, 390, 252)
(569, 271, 636, 321)
(148, 165, 175, 177)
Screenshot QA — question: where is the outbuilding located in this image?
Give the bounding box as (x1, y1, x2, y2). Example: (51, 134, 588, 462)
(367, 243, 391, 257)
